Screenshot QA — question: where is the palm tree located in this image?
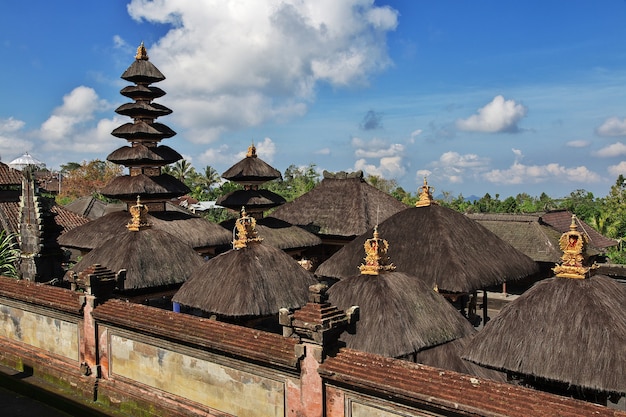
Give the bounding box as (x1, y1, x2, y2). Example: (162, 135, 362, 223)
(199, 165, 221, 193)
(171, 159, 193, 182)
(0, 230, 19, 278)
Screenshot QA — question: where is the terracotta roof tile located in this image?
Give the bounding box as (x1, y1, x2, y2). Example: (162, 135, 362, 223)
(0, 276, 83, 315)
(0, 163, 22, 185)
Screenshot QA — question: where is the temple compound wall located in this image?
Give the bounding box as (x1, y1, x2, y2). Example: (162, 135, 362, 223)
(0, 276, 622, 417)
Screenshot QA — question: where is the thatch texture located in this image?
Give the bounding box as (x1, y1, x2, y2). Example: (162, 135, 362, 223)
(463, 274, 626, 394)
(222, 155, 281, 183)
(173, 243, 318, 317)
(63, 196, 125, 220)
(121, 58, 165, 83)
(327, 271, 475, 358)
(70, 228, 204, 290)
(107, 145, 182, 165)
(216, 189, 286, 210)
(316, 204, 539, 293)
(467, 213, 563, 263)
(120, 85, 166, 100)
(101, 174, 190, 200)
(271, 171, 409, 238)
(220, 216, 321, 250)
(115, 101, 172, 118)
(58, 210, 231, 251)
(111, 121, 176, 139)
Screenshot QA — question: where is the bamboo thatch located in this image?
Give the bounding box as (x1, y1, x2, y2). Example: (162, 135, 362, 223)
(220, 216, 321, 250)
(101, 174, 190, 200)
(69, 228, 204, 290)
(173, 242, 318, 317)
(316, 204, 539, 293)
(463, 275, 626, 394)
(216, 189, 286, 210)
(327, 271, 475, 358)
(107, 145, 182, 165)
(222, 154, 281, 183)
(271, 171, 409, 238)
(58, 210, 231, 251)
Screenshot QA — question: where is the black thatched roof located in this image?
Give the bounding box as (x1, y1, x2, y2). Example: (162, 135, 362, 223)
(121, 56, 165, 84)
(467, 213, 564, 263)
(69, 227, 204, 291)
(114, 101, 172, 118)
(111, 121, 176, 140)
(173, 242, 318, 317)
(221, 150, 281, 183)
(216, 189, 286, 211)
(120, 85, 166, 100)
(316, 204, 539, 293)
(107, 144, 182, 165)
(463, 275, 626, 394)
(58, 210, 231, 251)
(327, 271, 475, 358)
(101, 174, 190, 200)
(220, 216, 321, 250)
(271, 171, 409, 238)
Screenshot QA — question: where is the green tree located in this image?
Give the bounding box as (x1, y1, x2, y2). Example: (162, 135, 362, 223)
(267, 164, 319, 202)
(58, 159, 123, 202)
(171, 159, 194, 182)
(0, 230, 19, 278)
(559, 189, 600, 224)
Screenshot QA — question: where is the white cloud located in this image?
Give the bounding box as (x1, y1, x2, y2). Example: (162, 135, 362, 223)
(567, 140, 590, 148)
(0, 117, 32, 161)
(608, 161, 626, 177)
(596, 116, 626, 137)
(426, 151, 490, 184)
(456, 95, 527, 133)
(0, 117, 25, 133)
(126, 0, 398, 138)
(315, 148, 331, 155)
(594, 142, 626, 158)
(483, 161, 601, 185)
(354, 156, 405, 179)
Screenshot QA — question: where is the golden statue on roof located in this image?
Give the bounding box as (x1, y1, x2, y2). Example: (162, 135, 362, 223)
(359, 226, 396, 275)
(552, 215, 597, 279)
(233, 207, 263, 249)
(127, 195, 150, 232)
(246, 142, 257, 158)
(415, 177, 436, 207)
(135, 42, 149, 60)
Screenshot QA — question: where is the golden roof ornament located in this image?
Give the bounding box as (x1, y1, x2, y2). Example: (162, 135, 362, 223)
(552, 215, 598, 279)
(246, 142, 257, 158)
(359, 226, 396, 275)
(415, 177, 437, 207)
(135, 42, 149, 60)
(233, 206, 263, 249)
(127, 195, 150, 232)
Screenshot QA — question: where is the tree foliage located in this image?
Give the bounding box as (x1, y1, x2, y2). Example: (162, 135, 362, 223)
(58, 160, 123, 201)
(266, 164, 319, 202)
(0, 230, 20, 279)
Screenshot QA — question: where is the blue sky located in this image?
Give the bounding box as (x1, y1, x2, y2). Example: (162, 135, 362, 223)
(2, 1, 626, 200)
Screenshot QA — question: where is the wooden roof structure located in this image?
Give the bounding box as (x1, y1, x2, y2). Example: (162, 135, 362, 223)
(173, 210, 318, 317)
(271, 170, 409, 240)
(316, 180, 538, 293)
(464, 217, 626, 395)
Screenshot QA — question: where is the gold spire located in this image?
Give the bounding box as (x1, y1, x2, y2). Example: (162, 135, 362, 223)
(359, 226, 396, 275)
(415, 177, 436, 207)
(135, 42, 149, 60)
(246, 142, 257, 158)
(127, 195, 150, 231)
(233, 207, 263, 249)
(552, 215, 597, 279)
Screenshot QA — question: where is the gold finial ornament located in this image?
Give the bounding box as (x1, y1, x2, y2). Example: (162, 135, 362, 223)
(127, 195, 150, 231)
(135, 42, 149, 60)
(246, 142, 257, 158)
(552, 215, 597, 279)
(233, 207, 263, 249)
(359, 226, 396, 275)
(415, 177, 436, 207)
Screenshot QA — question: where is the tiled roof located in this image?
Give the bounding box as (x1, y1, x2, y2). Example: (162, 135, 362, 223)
(0, 201, 20, 234)
(319, 349, 626, 417)
(49, 204, 90, 234)
(0, 276, 83, 315)
(0, 162, 22, 185)
(541, 210, 618, 250)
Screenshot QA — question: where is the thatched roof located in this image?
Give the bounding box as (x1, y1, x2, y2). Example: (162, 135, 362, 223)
(121, 55, 165, 84)
(316, 204, 539, 293)
(271, 171, 409, 238)
(58, 210, 231, 251)
(463, 274, 626, 394)
(120, 84, 166, 100)
(115, 101, 172, 118)
(467, 213, 563, 263)
(216, 189, 286, 211)
(101, 174, 189, 200)
(221, 145, 281, 183)
(111, 121, 176, 140)
(220, 216, 321, 250)
(63, 196, 125, 220)
(69, 227, 204, 291)
(327, 271, 475, 358)
(173, 242, 318, 317)
(107, 144, 182, 165)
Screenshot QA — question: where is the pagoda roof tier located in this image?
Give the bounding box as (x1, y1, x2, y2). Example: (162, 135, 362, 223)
(115, 101, 172, 119)
(111, 121, 176, 140)
(121, 58, 165, 84)
(107, 144, 182, 165)
(222, 151, 281, 183)
(101, 173, 190, 201)
(120, 85, 166, 100)
(216, 189, 286, 211)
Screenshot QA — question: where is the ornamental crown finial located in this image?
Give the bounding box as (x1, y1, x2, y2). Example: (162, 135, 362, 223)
(246, 142, 257, 158)
(127, 195, 150, 232)
(415, 177, 436, 207)
(552, 214, 597, 279)
(233, 206, 263, 249)
(135, 42, 149, 60)
(359, 226, 396, 275)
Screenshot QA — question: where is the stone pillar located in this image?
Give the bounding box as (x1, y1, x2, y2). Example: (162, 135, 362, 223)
(280, 283, 358, 417)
